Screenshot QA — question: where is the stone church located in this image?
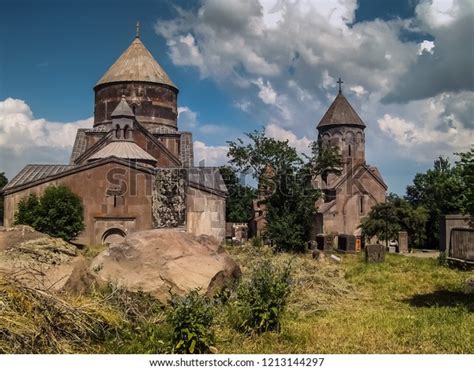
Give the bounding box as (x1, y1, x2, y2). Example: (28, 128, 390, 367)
(2, 32, 227, 244)
(314, 80, 387, 236)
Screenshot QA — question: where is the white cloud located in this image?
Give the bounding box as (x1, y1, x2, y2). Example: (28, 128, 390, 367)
(0, 98, 93, 179)
(416, 0, 459, 29)
(349, 85, 367, 97)
(234, 99, 252, 112)
(254, 78, 277, 105)
(178, 106, 198, 129)
(0, 98, 92, 151)
(418, 40, 435, 55)
(153, 0, 473, 191)
(193, 140, 229, 167)
(376, 92, 474, 161)
(265, 123, 312, 155)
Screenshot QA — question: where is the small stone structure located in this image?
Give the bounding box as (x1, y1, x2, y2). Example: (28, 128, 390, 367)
(398, 231, 408, 253)
(449, 228, 474, 263)
(226, 223, 249, 243)
(365, 244, 385, 263)
(316, 234, 335, 251)
(338, 234, 356, 253)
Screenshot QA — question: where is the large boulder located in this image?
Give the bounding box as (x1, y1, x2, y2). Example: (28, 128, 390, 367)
(90, 229, 241, 303)
(0, 225, 92, 293)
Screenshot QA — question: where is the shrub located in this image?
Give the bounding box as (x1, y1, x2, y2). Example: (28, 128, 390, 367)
(15, 185, 84, 241)
(167, 290, 215, 354)
(15, 193, 41, 226)
(235, 259, 291, 333)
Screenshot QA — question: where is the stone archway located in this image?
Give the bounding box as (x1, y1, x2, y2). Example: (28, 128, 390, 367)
(102, 228, 126, 245)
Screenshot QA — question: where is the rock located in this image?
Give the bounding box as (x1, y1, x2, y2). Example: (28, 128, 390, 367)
(0, 225, 84, 292)
(465, 278, 474, 294)
(330, 254, 341, 263)
(62, 257, 97, 295)
(312, 249, 325, 261)
(365, 244, 385, 263)
(90, 229, 241, 303)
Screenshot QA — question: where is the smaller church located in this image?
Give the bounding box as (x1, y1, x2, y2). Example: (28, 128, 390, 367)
(2, 28, 227, 244)
(314, 79, 387, 236)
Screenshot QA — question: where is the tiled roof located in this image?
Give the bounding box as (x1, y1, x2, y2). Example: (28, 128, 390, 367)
(69, 129, 90, 164)
(87, 140, 156, 162)
(318, 93, 365, 128)
(96, 37, 177, 88)
(3, 165, 74, 191)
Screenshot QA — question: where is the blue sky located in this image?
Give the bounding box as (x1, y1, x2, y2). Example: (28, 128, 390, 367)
(0, 0, 473, 194)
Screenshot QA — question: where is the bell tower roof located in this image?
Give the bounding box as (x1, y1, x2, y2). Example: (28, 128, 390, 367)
(317, 79, 365, 129)
(95, 32, 177, 89)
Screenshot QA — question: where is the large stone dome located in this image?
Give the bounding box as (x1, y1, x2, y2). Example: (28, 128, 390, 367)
(93, 35, 179, 133)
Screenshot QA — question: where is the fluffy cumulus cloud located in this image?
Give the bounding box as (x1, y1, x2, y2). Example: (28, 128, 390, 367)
(193, 141, 229, 167)
(384, 0, 474, 102)
(265, 123, 311, 155)
(155, 0, 473, 192)
(0, 98, 92, 179)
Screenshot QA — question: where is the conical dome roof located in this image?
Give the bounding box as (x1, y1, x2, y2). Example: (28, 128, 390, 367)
(96, 37, 177, 89)
(318, 92, 365, 128)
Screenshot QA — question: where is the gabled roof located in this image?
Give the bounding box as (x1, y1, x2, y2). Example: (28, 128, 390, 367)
(111, 96, 135, 117)
(329, 163, 388, 191)
(318, 92, 365, 128)
(2, 157, 156, 195)
(88, 140, 156, 162)
(96, 37, 177, 89)
(3, 165, 74, 191)
(73, 130, 114, 165)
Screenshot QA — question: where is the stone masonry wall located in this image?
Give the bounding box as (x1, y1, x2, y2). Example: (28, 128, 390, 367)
(186, 187, 225, 242)
(152, 169, 186, 228)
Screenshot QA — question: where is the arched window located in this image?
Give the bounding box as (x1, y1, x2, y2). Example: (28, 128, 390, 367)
(348, 144, 352, 157)
(115, 124, 121, 139)
(123, 125, 129, 140)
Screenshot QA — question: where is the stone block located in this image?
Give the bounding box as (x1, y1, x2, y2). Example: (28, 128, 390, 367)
(398, 231, 408, 253)
(316, 234, 335, 250)
(365, 244, 385, 263)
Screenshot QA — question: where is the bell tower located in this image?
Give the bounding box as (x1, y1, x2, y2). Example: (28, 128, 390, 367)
(317, 78, 366, 166)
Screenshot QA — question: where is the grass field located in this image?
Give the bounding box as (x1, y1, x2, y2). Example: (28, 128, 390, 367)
(217, 245, 473, 354)
(1, 244, 472, 354)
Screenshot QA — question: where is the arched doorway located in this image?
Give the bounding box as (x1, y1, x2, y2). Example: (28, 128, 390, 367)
(102, 228, 126, 245)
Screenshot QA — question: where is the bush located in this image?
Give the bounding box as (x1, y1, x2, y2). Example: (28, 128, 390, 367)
(234, 259, 291, 333)
(167, 290, 215, 354)
(15, 185, 84, 241)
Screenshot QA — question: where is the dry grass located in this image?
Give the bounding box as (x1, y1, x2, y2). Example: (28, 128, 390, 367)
(0, 273, 122, 354)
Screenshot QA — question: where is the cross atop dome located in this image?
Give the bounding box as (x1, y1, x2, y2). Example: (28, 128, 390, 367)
(337, 77, 343, 94)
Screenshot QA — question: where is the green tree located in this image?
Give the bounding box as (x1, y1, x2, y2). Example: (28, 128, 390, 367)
(308, 141, 343, 183)
(227, 128, 302, 180)
(0, 172, 8, 223)
(15, 185, 84, 241)
(360, 193, 429, 249)
(219, 166, 256, 223)
(406, 156, 465, 248)
(455, 148, 474, 223)
(227, 129, 341, 252)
